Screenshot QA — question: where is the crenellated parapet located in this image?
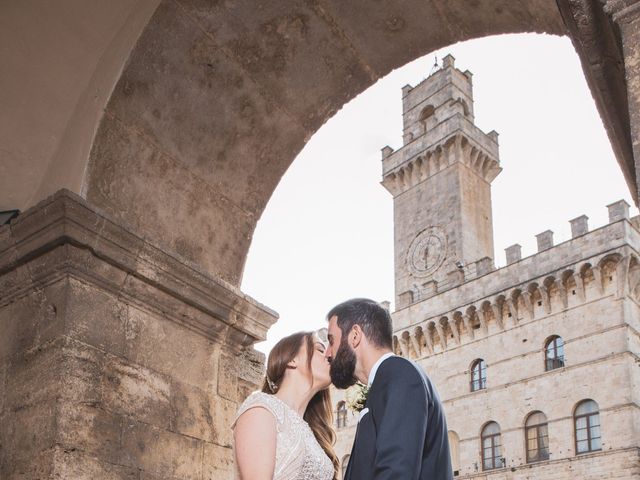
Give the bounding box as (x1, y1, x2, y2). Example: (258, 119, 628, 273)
(393, 248, 640, 359)
(381, 127, 501, 196)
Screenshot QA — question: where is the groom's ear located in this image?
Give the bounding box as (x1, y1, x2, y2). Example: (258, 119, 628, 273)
(350, 324, 363, 349)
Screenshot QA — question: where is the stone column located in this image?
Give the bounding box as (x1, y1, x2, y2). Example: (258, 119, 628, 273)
(0, 190, 277, 479)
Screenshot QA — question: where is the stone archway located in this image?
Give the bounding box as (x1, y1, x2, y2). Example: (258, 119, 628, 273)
(84, 0, 569, 286)
(2, 1, 640, 478)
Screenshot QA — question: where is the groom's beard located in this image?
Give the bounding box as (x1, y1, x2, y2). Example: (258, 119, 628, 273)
(329, 337, 358, 389)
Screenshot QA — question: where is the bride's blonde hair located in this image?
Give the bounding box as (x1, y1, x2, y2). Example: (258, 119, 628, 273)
(262, 331, 339, 479)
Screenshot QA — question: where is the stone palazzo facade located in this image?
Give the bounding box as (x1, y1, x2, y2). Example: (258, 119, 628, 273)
(333, 57, 640, 480)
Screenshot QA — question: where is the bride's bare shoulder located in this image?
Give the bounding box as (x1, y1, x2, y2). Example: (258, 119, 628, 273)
(234, 391, 286, 429)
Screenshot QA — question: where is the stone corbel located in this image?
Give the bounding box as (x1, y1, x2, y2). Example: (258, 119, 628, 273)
(491, 303, 504, 330)
(557, 282, 569, 309)
(539, 285, 552, 315)
(435, 322, 447, 350)
(450, 318, 461, 345)
(573, 272, 587, 302)
(462, 314, 475, 340)
(423, 325, 435, 355)
(398, 335, 411, 357)
(475, 307, 489, 335)
(506, 298, 518, 324)
(617, 254, 632, 297)
(409, 334, 421, 358)
(521, 291, 534, 320)
(592, 265, 605, 295)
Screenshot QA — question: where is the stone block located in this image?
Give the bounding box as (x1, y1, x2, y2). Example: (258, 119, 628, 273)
(421, 280, 438, 296)
(505, 244, 522, 265)
(570, 215, 589, 238)
(536, 230, 554, 252)
(171, 380, 214, 441)
(237, 378, 257, 404)
(125, 305, 218, 390)
(211, 395, 236, 448)
(203, 443, 234, 480)
(57, 401, 123, 465)
(0, 399, 57, 469)
(54, 447, 139, 480)
(66, 277, 128, 356)
(1, 446, 56, 480)
(0, 262, 30, 301)
(217, 352, 239, 402)
(0, 293, 41, 362)
(102, 357, 172, 429)
(120, 421, 203, 479)
(0, 360, 6, 416)
(60, 338, 105, 405)
(475, 257, 494, 276)
(5, 338, 64, 411)
(608, 200, 630, 222)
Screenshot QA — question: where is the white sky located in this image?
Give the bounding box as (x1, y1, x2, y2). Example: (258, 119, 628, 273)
(241, 33, 638, 354)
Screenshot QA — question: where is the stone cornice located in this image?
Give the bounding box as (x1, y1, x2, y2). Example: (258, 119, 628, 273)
(0, 189, 277, 349)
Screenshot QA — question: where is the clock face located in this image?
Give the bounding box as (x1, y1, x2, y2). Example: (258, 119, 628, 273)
(407, 227, 447, 277)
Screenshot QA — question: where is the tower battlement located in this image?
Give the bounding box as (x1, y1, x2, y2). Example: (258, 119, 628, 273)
(391, 200, 640, 356)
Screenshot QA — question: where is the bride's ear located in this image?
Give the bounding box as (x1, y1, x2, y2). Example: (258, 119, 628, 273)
(286, 359, 297, 369)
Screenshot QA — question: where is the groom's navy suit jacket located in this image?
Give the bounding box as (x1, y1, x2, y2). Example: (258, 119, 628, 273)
(344, 356, 453, 480)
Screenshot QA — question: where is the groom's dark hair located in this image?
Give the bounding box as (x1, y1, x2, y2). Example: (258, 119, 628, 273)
(327, 298, 393, 349)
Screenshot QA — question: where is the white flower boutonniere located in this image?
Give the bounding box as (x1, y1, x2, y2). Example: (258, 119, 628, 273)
(345, 382, 369, 413)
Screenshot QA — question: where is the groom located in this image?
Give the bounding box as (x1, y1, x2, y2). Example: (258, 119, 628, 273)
(325, 298, 453, 480)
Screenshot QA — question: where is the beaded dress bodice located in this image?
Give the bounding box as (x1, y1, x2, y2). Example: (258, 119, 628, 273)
(233, 392, 334, 480)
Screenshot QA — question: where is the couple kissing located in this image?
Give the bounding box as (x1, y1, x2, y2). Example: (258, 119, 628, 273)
(233, 298, 453, 480)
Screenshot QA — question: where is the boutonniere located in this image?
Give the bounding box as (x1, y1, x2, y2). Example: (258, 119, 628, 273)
(345, 382, 369, 413)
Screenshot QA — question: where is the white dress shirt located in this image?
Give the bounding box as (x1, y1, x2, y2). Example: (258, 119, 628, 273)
(359, 352, 395, 422)
(368, 352, 395, 386)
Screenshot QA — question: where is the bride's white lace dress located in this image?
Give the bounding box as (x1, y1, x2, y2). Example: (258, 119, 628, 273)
(233, 391, 334, 480)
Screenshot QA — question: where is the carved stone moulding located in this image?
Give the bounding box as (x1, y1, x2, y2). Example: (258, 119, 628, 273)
(0, 189, 277, 350)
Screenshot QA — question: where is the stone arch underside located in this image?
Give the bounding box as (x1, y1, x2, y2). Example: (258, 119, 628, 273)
(85, 0, 570, 286)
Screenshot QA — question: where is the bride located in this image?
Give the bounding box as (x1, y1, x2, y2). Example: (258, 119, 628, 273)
(233, 331, 339, 480)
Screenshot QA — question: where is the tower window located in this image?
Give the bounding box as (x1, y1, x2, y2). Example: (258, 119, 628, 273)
(545, 335, 565, 371)
(470, 359, 486, 391)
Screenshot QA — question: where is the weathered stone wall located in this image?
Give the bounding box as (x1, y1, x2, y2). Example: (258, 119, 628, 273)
(0, 190, 276, 479)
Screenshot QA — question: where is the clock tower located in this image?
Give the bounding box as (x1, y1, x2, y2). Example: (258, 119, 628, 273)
(381, 55, 501, 309)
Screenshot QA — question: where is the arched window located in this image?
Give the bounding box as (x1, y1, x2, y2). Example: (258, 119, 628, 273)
(419, 104, 435, 121)
(419, 104, 436, 134)
(575, 400, 601, 454)
(336, 401, 347, 429)
(481, 422, 503, 470)
(471, 359, 486, 391)
(525, 411, 549, 463)
(448, 431, 461, 476)
(341, 454, 350, 479)
(545, 335, 565, 371)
